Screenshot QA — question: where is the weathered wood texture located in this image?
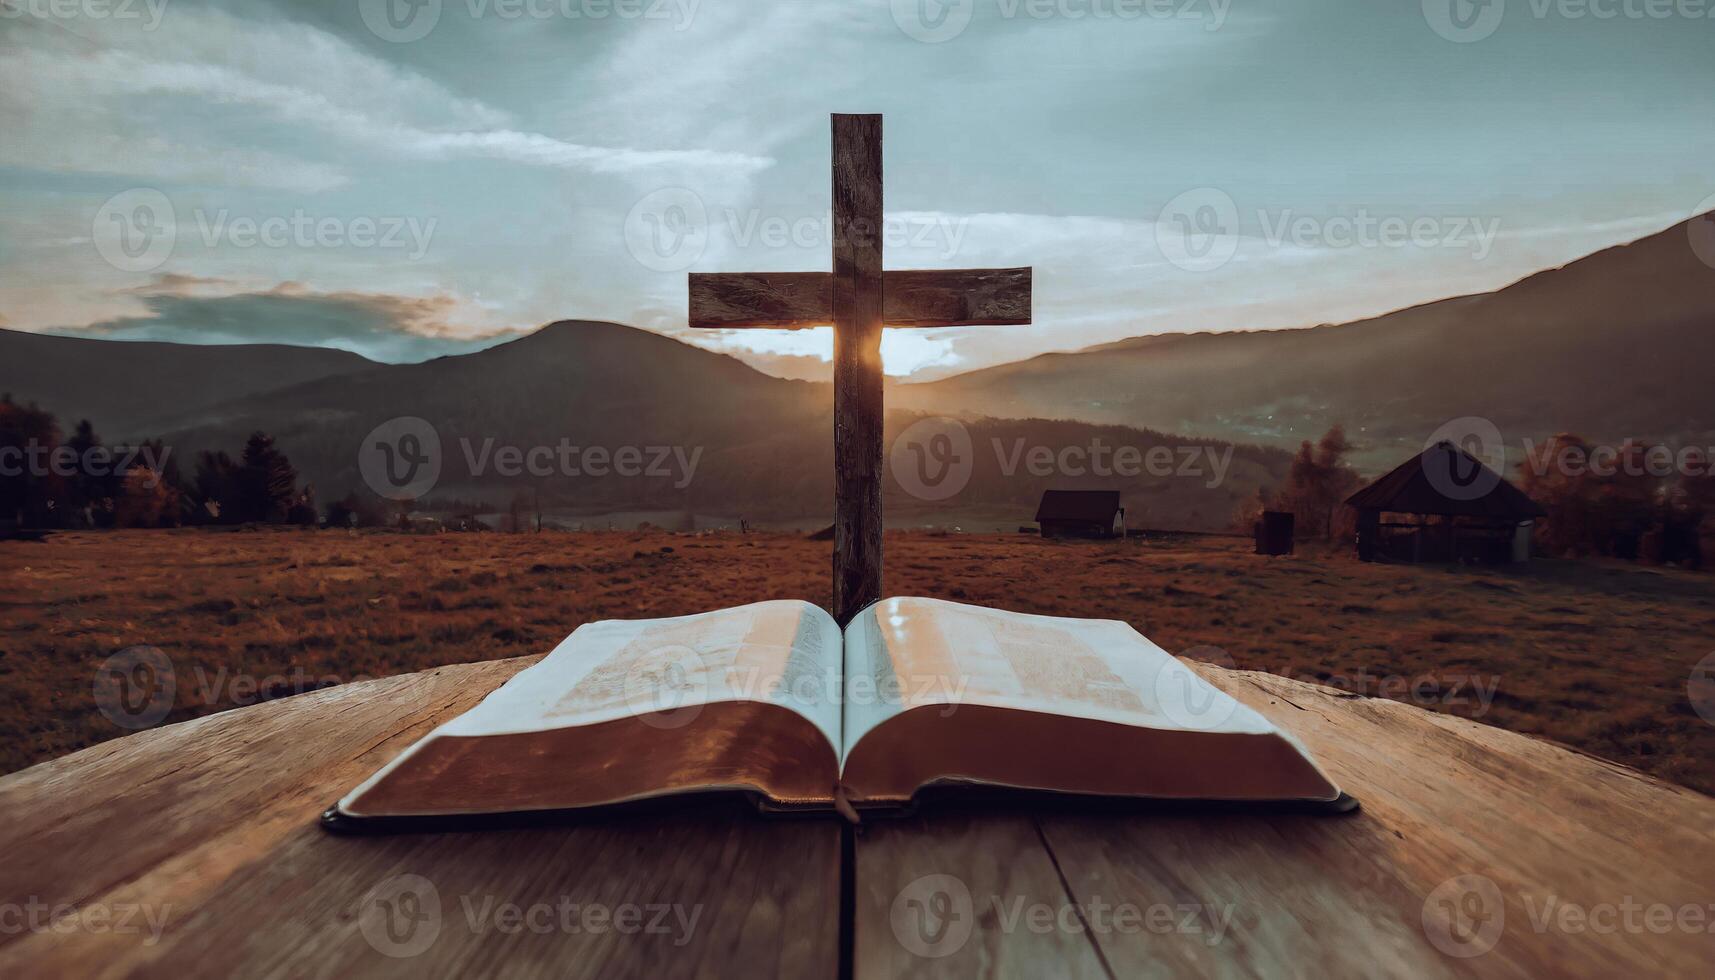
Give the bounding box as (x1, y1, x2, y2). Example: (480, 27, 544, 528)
(856, 664, 1715, 978)
(4, 657, 1711, 978)
(830, 113, 885, 627)
(688, 268, 1032, 329)
(689, 113, 1033, 625)
(0, 657, 840, 979)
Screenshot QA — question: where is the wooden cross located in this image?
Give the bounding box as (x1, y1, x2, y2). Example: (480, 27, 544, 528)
(688, 114, 1032, 625)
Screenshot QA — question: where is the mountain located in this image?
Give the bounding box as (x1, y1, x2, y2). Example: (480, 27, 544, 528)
(894, 215, 1715, 470)
(144, 321, 1278, 528)
(0, 328, 375, 437)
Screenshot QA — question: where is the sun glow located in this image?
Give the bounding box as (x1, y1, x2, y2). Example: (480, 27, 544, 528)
(706, 327, 962, 378)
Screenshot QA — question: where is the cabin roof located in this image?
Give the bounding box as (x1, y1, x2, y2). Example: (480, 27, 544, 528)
(1346, 441, 1545, 519)
(1035, 489, 1122, 523)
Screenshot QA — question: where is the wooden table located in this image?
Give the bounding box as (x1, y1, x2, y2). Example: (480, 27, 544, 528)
(1, 657, 1710, 978)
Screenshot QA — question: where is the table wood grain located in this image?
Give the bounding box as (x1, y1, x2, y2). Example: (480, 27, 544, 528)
(855, 664, 1715, 979)
(2, 658, 1710, 978)
(0, 656, 839, 979)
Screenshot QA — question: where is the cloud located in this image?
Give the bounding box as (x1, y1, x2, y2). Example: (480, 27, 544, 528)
(55, 282, 526, 362)
(129, 272, 239, 296)
(0, 9, 772, 188)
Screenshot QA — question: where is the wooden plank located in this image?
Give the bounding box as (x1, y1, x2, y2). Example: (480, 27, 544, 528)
(0, 658, 840, 979)
(883, 267, 1031, 328)
(687, 268, 1032, 329)
(689, 272, 829, 329)
(830, 112, 885, 627)
(853, 663, 1715, 979)
(856, 815, 1112, 978)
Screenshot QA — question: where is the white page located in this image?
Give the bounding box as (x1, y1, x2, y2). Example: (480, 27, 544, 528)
(842, 596, 1281, 761)
(442, 599, 844, 745)
(344, 600, 844, 810)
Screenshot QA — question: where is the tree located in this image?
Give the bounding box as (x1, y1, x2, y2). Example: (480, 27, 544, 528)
(236, 432, 297, 523)
(1270, 425, 1361, 540)
(325, 491, 387, 528)
(287, 484, 318, 526)
(192, 450, 242, 523)
(1523, 434, 1658, 558)
(64, 419, 117, 526)
(114, 465, 180, 528)
(0, 395, 64, 527)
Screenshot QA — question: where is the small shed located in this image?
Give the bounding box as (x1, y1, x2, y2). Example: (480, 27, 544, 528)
(1346, 441, 1545, 564)
(1035, 490, 1124, 539)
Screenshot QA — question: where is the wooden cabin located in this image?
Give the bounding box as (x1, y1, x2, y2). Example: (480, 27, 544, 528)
(1347, 441, 1545, 564)
(1034, 490, 1124, 539)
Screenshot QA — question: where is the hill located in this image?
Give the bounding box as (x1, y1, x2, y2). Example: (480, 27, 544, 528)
(894, 214, 1715, 469)
(0, 328, 376, 438)
(143, 321, 1280, 528)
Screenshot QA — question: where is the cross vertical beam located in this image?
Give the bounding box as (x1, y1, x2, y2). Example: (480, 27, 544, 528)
(686, 114, 1031, 627)
(830, 113, 884, 626)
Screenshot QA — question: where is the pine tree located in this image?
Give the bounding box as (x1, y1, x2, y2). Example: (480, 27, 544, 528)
(237, 432, 298, 523)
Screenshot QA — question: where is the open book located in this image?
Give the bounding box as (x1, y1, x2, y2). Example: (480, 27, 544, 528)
(324, 598, 1353, 831)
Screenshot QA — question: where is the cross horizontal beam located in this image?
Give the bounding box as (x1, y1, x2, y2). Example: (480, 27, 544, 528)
(688, 267, 1032, 329)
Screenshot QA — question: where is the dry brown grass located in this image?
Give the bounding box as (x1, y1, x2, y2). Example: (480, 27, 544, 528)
(3, 528, 1712, 795)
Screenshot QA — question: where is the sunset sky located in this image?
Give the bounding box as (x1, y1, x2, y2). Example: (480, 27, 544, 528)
(2, 0, 1712, 379)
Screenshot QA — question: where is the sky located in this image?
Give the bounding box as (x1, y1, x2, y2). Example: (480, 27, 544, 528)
(1, 0, 1712, 380)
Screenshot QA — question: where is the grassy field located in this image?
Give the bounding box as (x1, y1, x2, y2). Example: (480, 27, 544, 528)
(3, 527, 1712, 795)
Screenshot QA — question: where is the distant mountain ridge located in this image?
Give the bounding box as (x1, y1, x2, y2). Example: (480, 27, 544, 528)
(0, 328, 376, 437)
(893, 214, 1715, 469)
(120, 320, 1279, 528)
(6, 214, 1707, 519)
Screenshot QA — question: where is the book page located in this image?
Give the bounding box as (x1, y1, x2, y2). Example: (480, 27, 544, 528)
(434, 599, 844, 748)
(337, 599, 847, 817)
(843, 596, 1280, 757)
